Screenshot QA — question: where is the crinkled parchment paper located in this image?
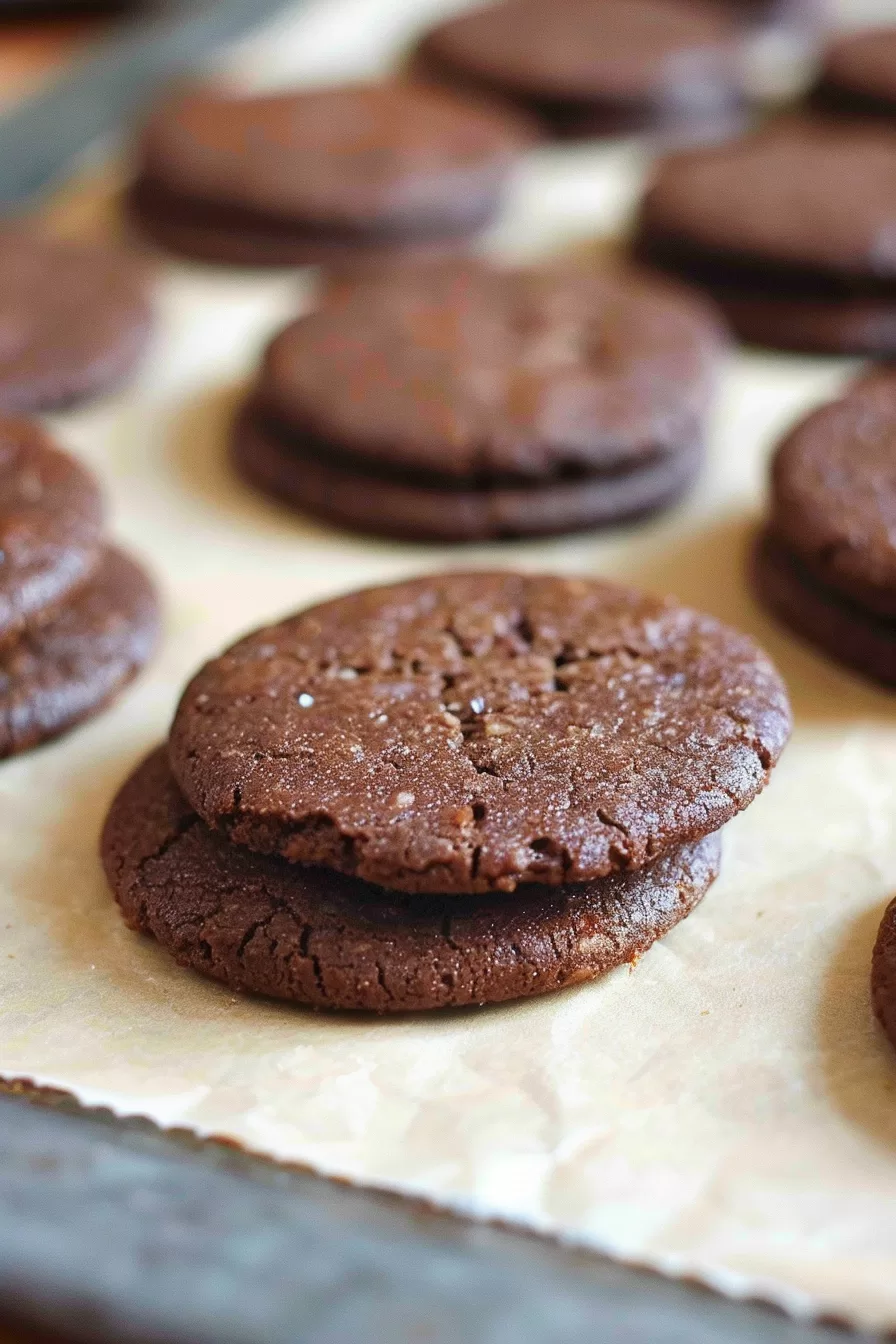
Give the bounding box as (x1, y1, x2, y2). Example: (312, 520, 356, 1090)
(3, 0, 896, 1330)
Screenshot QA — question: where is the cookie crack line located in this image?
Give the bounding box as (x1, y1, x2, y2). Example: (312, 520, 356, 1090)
(168, 572, 790, 894)
(135, 814, 203, 883)
(103, 751, 727, 1012)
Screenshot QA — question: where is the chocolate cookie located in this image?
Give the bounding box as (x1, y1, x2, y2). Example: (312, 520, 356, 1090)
(169, 571, 791, 894)
(872, 897, 896, 1054)
(637, 117, 896, 282)
(257, 261, 726, 481)
(634, 116, 896, 352)
(1, 545, 159, 757)
(814, 27, 896, 119)
(0, 418, 104, 643)
(752, 529, 896, 686)
(0, 234, 152, 412)
(103, 747, 722, 1013)
(769, 395, 896, 619)
(131, 81, 534, 266)
(232, 403, 701, 543)
(413, 0, 747, 139)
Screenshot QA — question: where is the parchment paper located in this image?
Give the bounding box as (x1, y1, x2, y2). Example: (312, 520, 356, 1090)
(3, 0, 896, 1330)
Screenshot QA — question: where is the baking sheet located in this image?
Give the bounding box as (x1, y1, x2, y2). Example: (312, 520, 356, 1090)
(3, 0, 896, 1331)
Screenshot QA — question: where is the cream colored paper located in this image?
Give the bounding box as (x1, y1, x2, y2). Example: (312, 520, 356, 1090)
(3, 0, 896, 1330)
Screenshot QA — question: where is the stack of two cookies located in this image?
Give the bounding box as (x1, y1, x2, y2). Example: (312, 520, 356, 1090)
(233, 260, 727, 543)
(635, 116, 896, 356)
(0, 419, 158, 758)
(103, 571, 791, 1013)
(754, 371, 896, 687)
(128, 82, 534, 268)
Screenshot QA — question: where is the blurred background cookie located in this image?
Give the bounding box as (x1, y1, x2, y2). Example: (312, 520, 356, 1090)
(635, 115, 896, 353)
(0, 417, 158, 756)
(128, 80, 535, 267)
(0, 232, 152, 411)
(234, 259, 727, 541)
(812, 24, 896, 118)
(753, 388, 896, 684)
(413, 0, 750, 139)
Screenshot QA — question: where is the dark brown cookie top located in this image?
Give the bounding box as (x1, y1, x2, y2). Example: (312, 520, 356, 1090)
(0, 545, 159, 757)
(818, 27, 896, 107)
(257, 261, 726, 481)
(873, 897, 896, 1054)
(0, 233, 152, 413)
(415, 0, 743, 106)
(137, 81, 534, 231)
(103, 747, 721, 1013)
(0, 418, 104, 643)
(770, 394, 896, 618)
(639, 116, 896, 280)
(169, 571, 790, 895)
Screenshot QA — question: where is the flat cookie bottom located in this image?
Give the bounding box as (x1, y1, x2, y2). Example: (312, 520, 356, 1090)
(231, 406, 701, 542)
(1, 545, 159, 757)
(752, 529, 896, 686)
(128, 178, 492, 269)
(872, 898, 896, 1054)
(712, 291, 896, 356)
(634, 235, 896, 355)
(103, 748, 722, 1014)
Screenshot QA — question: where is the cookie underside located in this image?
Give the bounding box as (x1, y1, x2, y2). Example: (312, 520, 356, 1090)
(104, 748, 722, 1013)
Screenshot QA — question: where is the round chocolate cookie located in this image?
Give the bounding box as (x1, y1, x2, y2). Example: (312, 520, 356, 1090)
(0, 545, 159, 757)
(232, 403, 701, 542)
(814, 27, 896, 118)
(132, 81, 534, 265)
(257, 261, 726, 481)
(769, 395, 896, 619)
(103, 747, 722, 1013)
(0, 233, 152, 413)
(0, 418, 104, 643)
(637, 116, 896, 281)
(872, 897, 896, 1054)
(752, 529, 896, 686)
(169, 571, 791, 894)
(413, 0, 747, 138)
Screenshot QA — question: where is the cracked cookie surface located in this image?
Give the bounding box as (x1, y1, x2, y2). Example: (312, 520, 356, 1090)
(103, 747, 721, 1012)
(169, 571, 790, 894)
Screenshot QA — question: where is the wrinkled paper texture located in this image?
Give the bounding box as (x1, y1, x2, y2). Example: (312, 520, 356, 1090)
(2, 0, 896, 1330)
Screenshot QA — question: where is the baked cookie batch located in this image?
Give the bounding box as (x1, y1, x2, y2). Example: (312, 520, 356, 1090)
(7, 3, 896, 1038)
